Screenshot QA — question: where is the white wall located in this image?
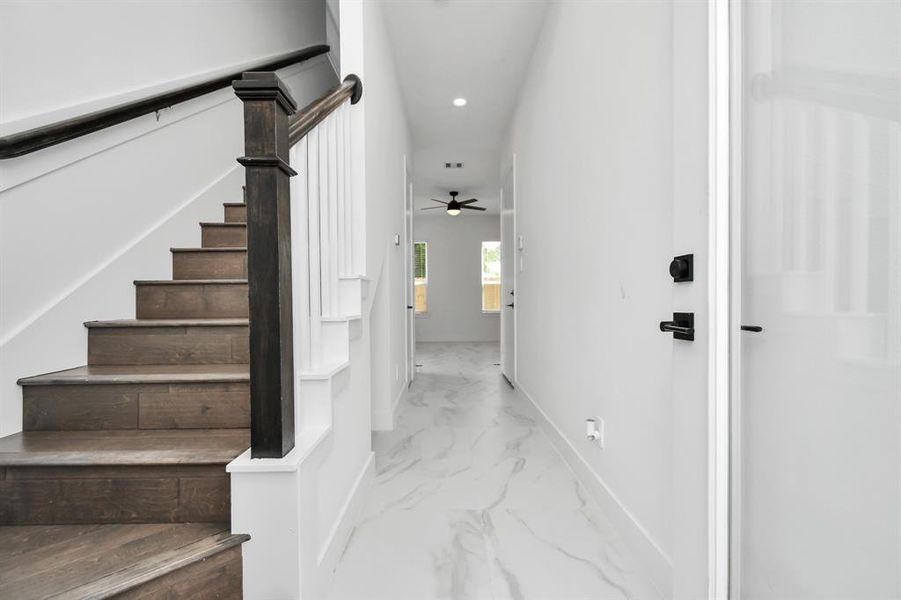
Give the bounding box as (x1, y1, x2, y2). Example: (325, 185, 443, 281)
(415, 214, 500, 343)
(502, 1, 701, 594)
(0, 1, 325, 130)
(0, 1, 333, 437)
(341, 0, 413, 431)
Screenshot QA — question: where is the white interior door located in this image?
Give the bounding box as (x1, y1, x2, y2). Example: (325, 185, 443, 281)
(500, 161, 516, 383)
(733, 2, 901, 597)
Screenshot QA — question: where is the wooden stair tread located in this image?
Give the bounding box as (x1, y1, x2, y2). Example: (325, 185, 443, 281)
(18, 364, 249, 386)
(171, 247, 246, 252)
(134, 279, 247, 285)
(0, 429, 250, 466)
(85, 318, 248, 328)
(5, 189, 252, 590)
(0, 522, 247, 599)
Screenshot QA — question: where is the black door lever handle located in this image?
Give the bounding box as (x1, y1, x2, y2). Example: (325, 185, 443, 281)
(506, 303, 514, 308)
(740, 325, 763, 332)
(659, 322, 693, 336)
(659, 312, 695, 341)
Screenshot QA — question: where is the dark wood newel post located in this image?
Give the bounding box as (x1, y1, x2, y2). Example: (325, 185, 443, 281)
(233, 72, 298, 458)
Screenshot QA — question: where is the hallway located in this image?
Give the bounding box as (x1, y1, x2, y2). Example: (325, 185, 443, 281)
(329, 343, 662, 600)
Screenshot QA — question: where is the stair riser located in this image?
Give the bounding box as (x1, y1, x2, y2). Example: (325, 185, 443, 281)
(0, 465, 230, 525)
(136, 283, 249, 319)
(224, 204, 247, 223)
(339, 278, 363, 315)
(88, 326, 249, 366)
(201, 225, 247, 248)
(172, 251, 247, 280)
(23, 383, 250, 431)
(321, 321, 350, 366)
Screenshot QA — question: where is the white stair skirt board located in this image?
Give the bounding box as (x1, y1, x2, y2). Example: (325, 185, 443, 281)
(229, 448, 374, 600)
(371, 382, 405, 432)
(516, 381, 673, 596)
(229, 312, 359, 599)
(229, 359, 357, 600)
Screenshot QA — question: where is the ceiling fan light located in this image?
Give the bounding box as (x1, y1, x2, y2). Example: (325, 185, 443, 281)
(447, 208, 461, 216)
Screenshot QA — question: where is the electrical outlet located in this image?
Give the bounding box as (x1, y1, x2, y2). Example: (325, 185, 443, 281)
(586, 417, 605, 448)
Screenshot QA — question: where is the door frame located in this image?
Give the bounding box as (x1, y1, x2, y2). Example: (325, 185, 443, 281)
(708, 0, 732, 597)
(403, 157, 415, 386)
(500, 155, 517, 386)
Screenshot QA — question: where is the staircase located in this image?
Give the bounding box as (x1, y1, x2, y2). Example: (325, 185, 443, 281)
(0, 198, 252, 598)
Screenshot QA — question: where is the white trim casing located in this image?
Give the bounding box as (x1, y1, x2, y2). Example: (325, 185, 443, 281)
(708, 0, 732, 598)
(727, 2, 745, 597)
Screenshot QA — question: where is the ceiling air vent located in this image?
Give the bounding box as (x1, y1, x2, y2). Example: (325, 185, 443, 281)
(444, 162, 464, 169)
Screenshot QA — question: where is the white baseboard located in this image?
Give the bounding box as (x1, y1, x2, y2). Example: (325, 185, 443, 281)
(318, 452, 375, 575)
(516, 381, 673, 595)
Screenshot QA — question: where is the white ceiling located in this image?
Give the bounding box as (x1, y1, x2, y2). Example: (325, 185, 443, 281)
(381, 0, 549, 215)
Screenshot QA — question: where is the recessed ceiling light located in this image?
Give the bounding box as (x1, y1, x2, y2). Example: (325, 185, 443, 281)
(453, 98, 467, 107)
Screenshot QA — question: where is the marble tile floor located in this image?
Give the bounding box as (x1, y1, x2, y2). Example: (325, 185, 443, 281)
(328, 342, 663, 600)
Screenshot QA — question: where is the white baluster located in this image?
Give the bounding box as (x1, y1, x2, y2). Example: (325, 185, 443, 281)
(319, 117, 331, 319)
(343, 101, 353, 276)
(328, 110, 340, 317)
(291, 137, 313, 372)
(308, 126, 323, 370)
(337, 104, 346, 280)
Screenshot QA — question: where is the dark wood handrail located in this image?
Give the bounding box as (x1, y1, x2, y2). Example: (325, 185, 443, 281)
(288, 74, 362, 146)
(0, 45, 330, 159)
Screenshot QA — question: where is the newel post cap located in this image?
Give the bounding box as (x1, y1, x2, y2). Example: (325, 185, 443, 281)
(232, 72, 298, 114)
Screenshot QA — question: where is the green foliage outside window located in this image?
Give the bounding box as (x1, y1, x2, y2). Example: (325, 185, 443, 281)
(414, 242, 427, 280)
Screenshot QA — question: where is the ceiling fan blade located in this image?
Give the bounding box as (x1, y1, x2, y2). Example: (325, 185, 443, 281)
(458, 199, 479, 205)
(460, 205, 487, 211)
(421, 206, 445, 210)
(430, 198, 449, 204)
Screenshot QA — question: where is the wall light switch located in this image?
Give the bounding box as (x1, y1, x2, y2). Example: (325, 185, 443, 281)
(517, 235, 524, 251)
(394, 234, 401, 246)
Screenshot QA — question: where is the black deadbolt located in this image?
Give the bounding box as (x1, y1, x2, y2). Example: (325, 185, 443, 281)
(669, 254, 693, 282)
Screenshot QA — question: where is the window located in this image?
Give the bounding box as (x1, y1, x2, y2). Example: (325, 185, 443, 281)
(481, 241, 501, 312)
(414, 242, 428, 314)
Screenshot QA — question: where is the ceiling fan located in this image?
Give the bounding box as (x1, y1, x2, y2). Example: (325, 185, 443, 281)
(421, 191, 486, 216)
